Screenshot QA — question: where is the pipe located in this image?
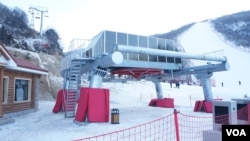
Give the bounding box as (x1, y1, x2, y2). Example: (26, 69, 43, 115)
(153, 81, 164, 99)
(116, 45, 227, 62)
(81, 51, 123, 73)
(99, 51, 123, 67)
(196, 73, 213, 101)
(89, 71, 106, 88)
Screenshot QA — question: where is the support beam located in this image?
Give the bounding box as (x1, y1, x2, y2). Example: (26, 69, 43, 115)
(116, 45, 227, 62)
(196, 73, 213, 101)
(89, 69, 107, 88)
(141, 62, 229, 83)
(153, 81, 164, 99)
(81, 51, 123, 73)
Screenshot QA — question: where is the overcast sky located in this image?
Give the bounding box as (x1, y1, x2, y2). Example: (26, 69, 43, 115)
(1, 0, 250, 49)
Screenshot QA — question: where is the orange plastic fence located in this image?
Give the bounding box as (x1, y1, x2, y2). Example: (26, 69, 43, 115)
(214, 104, 250, 124)
(177, 113, 212, 141)
(73, 105, 249, 141)
(73, 113, 176, 141)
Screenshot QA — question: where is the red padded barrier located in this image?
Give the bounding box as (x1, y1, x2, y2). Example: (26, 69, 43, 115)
(193, 101, 203, 112)
(87, 88, 109, 122)
(148, 99, 157, 106)
(194, 100, 216, 113)
(75, 88, 89, 122)
(203, 101, 212, 113)
(52, 89, 66, 113)
(156, 98, 174, 108)
(149, 98, 174, 108)
(75, 88, 110, 122)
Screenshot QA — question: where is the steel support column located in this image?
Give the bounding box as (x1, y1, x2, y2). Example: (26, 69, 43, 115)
(89, 69, 107, 88)
(196, 73, 213, 101)
(153, 81, 164, 99)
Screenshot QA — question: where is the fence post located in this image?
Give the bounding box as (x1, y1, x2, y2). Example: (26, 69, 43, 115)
(174, 109, 180, 141)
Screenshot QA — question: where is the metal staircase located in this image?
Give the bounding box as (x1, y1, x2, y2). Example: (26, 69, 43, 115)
(64, 59, 82, 118)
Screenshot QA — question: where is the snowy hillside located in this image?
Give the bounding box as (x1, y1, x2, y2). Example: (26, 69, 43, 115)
(6, 47, 63, 100)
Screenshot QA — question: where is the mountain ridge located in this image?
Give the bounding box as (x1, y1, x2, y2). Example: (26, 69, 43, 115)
(154, 10, 250, 50)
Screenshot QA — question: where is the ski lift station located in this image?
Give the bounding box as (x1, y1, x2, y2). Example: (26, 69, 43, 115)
(55, 30, 230, 120)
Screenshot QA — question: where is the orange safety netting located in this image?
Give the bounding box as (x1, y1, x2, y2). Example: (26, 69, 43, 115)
(73, 104, 250, 141)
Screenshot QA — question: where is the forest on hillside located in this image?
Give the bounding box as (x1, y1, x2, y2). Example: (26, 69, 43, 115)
(211, 10, 250, 48)
(0, 2, 63, 55)
(154, 10, 250, 49)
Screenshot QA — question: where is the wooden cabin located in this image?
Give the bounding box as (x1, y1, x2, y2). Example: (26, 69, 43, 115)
(0, 43, 48, 125)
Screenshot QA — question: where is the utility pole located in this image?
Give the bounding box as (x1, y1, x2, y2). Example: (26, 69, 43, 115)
(28, 6, 48, 35)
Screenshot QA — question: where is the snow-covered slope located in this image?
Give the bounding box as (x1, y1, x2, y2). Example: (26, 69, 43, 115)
(179, 22, 250, 96)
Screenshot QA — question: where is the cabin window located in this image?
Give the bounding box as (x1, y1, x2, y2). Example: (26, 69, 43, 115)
(117, 32, 127, 45)
(138, 36, 148, 61)
(158, 38, 166, 62)
(2, 77, 9, 104)
(148, 37, 157, 62)
(14, 78, 31, 102)
(104, 31, 116, 53)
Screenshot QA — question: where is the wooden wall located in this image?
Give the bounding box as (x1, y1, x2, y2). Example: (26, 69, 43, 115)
(0, 67, 4, 117)
(2, 69, 39, 114)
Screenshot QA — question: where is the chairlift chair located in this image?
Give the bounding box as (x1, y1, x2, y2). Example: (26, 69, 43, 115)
(35, 12, 40, 19)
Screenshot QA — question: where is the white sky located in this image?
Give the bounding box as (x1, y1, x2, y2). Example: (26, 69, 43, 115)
(1, 0, 250, 49)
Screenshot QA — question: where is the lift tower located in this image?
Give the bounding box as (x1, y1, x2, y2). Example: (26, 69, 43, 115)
(28, 6, 48, 35)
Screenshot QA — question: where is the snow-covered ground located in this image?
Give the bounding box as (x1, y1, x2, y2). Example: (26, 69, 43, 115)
(0, 21, 250, 141)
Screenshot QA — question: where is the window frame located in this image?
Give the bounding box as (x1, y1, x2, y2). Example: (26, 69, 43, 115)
(14, 77, 32, 103)
(2, 76, 9, 104)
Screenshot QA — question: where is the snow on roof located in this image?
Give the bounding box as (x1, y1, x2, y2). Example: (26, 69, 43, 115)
(13, 57, 48, 73)
(0, 42, 48, 75)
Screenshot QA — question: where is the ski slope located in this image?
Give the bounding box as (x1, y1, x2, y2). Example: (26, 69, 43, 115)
(179, 21, 250, 98)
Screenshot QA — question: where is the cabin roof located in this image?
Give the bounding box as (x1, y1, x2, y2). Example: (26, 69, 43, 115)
(0, 43, 48, 75)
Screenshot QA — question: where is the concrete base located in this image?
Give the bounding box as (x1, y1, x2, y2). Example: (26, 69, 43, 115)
(203, 130, 221, 141)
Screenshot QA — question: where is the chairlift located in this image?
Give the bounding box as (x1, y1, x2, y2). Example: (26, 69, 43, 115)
(35, 12, 40, 19)
(28, 10, 34, 15)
